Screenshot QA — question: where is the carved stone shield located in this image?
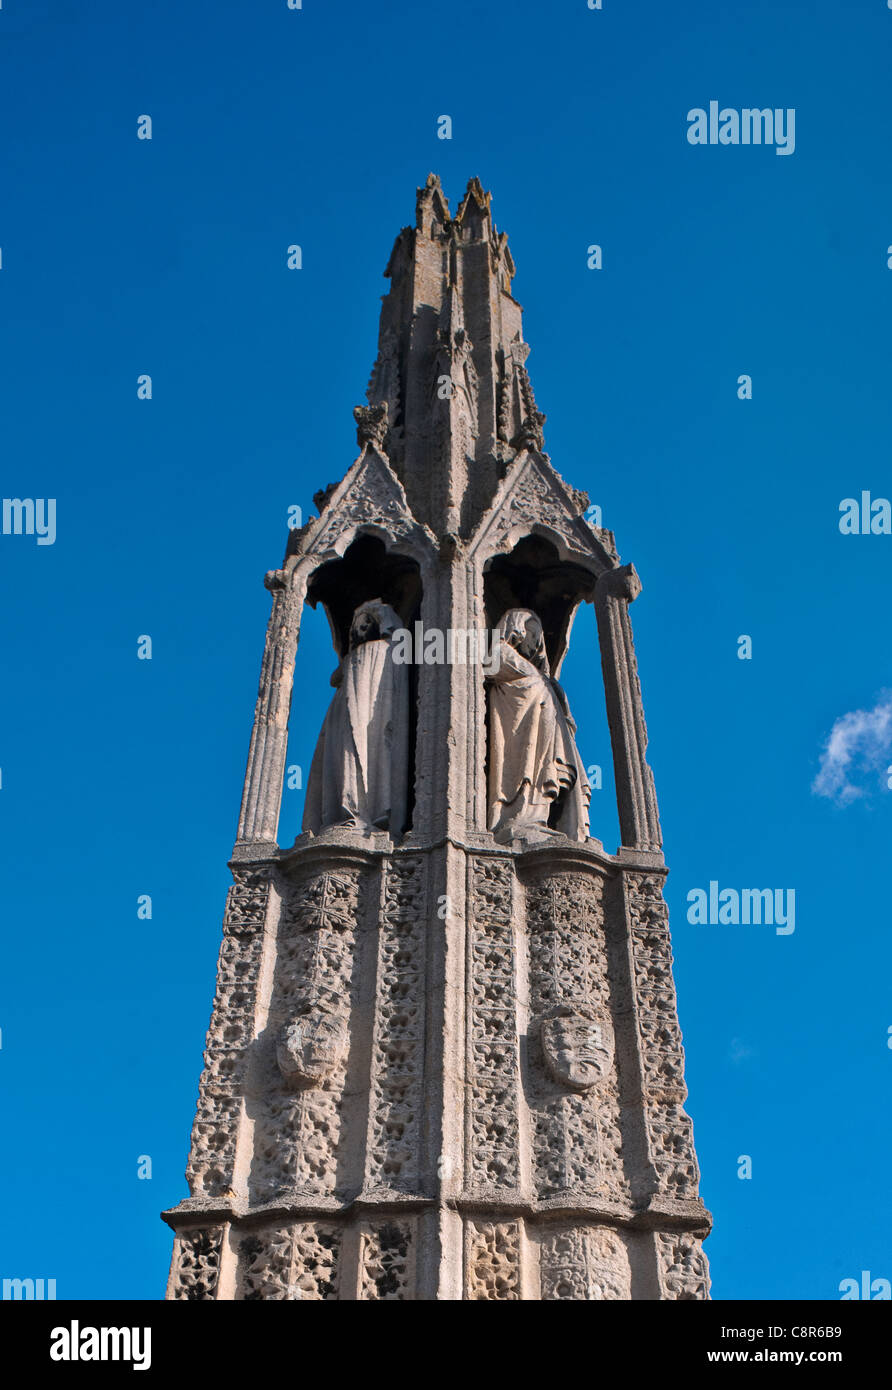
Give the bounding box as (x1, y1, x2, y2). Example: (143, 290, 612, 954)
(540, 1006, 614, 1092)
(276, 1008, 348, 1087)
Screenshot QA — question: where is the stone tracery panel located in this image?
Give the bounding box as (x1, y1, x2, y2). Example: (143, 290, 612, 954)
(465, 1221, 522, 1300)
(466, 857, 520, 1190)
(169, 1225, 226, 1301)
(523, 869, 626, 1201)
(626, 872, 700, 1200)
(250, 868, 363, 1202)
(359, 1220, 415, 1300)
(366, 856, 426, 1190)
(656, 1232, 710, 1300)
(186, 868, 270, 1199)
(538, 1224, 631, 1301)
(239, 1222, 343, 1300)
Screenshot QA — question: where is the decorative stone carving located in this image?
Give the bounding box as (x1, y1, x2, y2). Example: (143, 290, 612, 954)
(466, 857, 520, 1190)
(353, 401, 389, 449)
(285, 869, 361, 933)
(470, 449, 600, 570)
(586, 1226, 632, 1300)
(302, 600, 409, 837)
(276, 997, 349, 1087)
(239, 1222, 342, 1301)
(239, 1227, 292, 1300)
(627, 872, 700, 1199)
(487, 609, 590, 844)
(540, 1003, 614, 1092)
(313, 480, 338, 514)
(186, 869, 270, 1199)
(538, 1224, 631, 1301)
(359, 1220, 414, 1300)
(366, 856, 426, 1190)
(496, 354, 513, 447)
(294, 446, 425, 561)
(510, 360, 546, 452)
(250, 869, 362, 1201)
(657, 1232, 711, 1300)
(525, 870, 626, 1200)
(169, 1226, 225, 1301)
(465, 1221, 522, 1300)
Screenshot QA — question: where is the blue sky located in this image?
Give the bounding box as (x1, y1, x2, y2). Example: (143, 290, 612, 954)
(1, 0, 890, 1299)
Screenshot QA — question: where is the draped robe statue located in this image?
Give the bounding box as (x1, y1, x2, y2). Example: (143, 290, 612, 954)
(486, 608, 591, 843)
(302, 599, 409, 836)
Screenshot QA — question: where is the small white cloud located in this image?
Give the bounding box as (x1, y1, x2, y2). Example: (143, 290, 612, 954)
(812, 692, 892, 805)
(729, 1038, 755, 1064)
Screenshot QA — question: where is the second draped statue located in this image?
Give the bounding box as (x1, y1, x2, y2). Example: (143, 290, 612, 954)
(486, 608, 591, 844)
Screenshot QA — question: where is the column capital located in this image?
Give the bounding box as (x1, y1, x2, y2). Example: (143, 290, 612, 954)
(596, 562, 641, 604)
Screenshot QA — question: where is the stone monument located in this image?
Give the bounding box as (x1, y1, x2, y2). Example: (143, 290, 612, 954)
(162, 175, 712, 1300)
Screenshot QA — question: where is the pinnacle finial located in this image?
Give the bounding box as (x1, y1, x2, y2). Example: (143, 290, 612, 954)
(416, 173, 451, 232)
(456, 176, 491, 224)
(353, 402, 389, 450)
(464, 175, 488, 204)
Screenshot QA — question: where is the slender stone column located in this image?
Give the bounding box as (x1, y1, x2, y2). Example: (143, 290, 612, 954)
(235, 568, 301, 852)
(594, 564, 662, 853)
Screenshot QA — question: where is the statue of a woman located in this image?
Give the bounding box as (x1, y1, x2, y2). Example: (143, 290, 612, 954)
(302, 599, 409, 836)
(486, 607, 590, 843)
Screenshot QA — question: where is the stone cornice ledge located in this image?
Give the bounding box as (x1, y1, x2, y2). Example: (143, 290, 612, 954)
(161, 1192, 438, 1231)
(162, 1192, 711, 1238)
(259, 830, 666, 879)
(452, 1192, 710, 1237)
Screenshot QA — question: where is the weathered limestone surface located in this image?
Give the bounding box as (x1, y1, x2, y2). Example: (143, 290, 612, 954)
(301, 600, 410, 836)
(487, 609, 591, 844)
(163, 177, 711, 1300)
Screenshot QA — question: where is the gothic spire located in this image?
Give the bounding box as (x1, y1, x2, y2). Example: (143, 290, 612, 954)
(365, 175, 545, 539)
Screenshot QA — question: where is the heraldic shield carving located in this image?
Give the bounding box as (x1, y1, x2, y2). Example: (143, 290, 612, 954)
(540, 1004, 615, 1093)
(276, 998, 349, 1088)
